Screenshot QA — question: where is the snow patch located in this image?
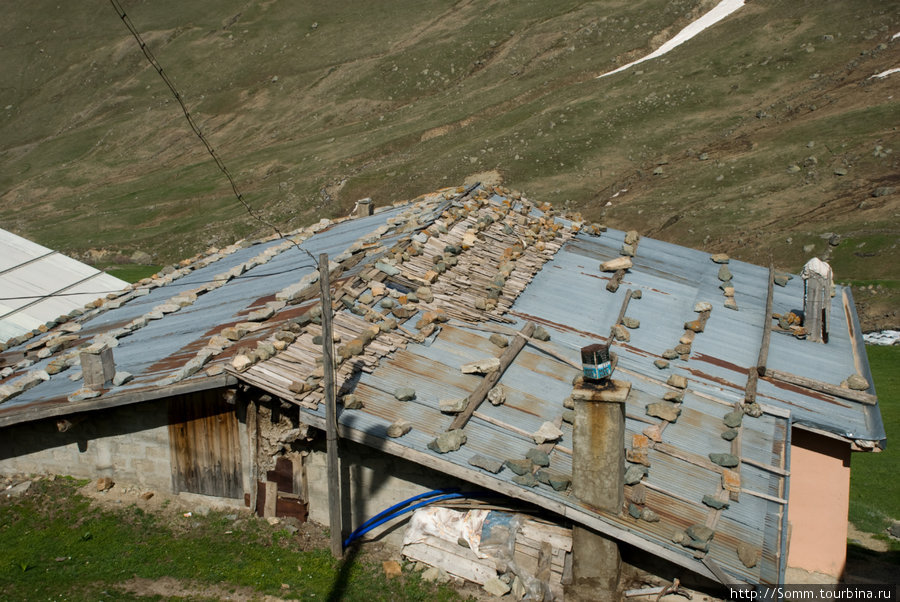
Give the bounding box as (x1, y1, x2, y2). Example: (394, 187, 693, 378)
(871, 67, 900, 79)
(863, 330, 900, 346)
(597, 0, 746, 79)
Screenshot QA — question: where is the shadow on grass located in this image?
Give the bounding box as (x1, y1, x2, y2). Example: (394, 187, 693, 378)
(327, 542, 361, 602)
(844, 542, 900, 584)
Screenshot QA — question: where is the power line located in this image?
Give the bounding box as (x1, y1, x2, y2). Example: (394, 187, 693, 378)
(0, 262, 318, 302)
(2, 7, 328, 311)
(108, 0, 319, 266)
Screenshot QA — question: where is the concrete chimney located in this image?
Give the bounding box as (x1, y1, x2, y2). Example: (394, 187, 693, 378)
(569, 375, 631, 598)
(801, 258, 832, 343)
(352, 197, 374, 217)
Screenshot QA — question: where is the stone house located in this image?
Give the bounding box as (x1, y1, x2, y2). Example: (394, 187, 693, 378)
(0, 185, 884, 589)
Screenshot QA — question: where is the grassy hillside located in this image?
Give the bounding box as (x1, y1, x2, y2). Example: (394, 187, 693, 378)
(1, 0, 897, 327)
(850, 345, 900, 537)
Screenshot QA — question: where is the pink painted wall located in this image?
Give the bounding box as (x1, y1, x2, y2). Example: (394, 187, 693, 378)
(787, 428, 852, 578)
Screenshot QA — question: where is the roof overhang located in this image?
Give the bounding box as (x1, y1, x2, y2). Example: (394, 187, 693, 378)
(0, 373, 236, 429)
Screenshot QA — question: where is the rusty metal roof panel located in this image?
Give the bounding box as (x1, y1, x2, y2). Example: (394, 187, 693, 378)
(323, 366, 786, 585)
(3, 187, 872, 586)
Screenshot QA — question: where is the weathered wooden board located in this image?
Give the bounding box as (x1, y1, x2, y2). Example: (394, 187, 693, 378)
(403, 536, 497, 585)
(168, 388, 243, 499)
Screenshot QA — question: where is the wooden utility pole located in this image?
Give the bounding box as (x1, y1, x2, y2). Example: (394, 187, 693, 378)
(319, 253, 342, 558)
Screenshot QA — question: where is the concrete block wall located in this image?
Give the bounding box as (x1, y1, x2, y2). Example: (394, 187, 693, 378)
(0, 399, 174, 492)
(306, 439, 468, 547)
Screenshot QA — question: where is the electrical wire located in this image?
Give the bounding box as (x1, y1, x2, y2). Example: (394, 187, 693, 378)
(0, 261, 318, 302)
(108, 0, 319, 269)
(3, 4, 321, 307)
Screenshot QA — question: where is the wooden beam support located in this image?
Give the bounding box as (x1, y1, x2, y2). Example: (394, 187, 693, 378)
(248, 400, 259, 513)
(319, 253, 343, 558)
(764, 368, 877, 406)
(449, 321, 536, 431)
(612, 289, 634, 331)
(601, 288, 634, 357)
(729, 403, 743, 503)
(701, 557, 735, 588)
(756, 260, 775, 377)
(841, 288, 866, 377)
(264, 481, 278, 518)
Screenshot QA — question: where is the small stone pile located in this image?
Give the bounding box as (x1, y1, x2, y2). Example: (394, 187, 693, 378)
(711, 253, 738, 311)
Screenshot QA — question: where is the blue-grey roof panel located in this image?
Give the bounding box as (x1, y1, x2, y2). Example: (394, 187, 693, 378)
(0, 204, 414, 415)
(511, 232, 882, 443)
(338, 316, 789, 584)
(2, 186, 876, 587)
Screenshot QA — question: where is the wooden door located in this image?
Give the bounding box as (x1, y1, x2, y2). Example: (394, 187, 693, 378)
(168, 389, 243, 499)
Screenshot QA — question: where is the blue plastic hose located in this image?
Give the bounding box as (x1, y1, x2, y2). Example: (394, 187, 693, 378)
(342, 489, 495, 548)
(342, 488, 457, 548)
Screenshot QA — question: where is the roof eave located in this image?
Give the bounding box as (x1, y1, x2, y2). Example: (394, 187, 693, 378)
(0, 373, 237, 429)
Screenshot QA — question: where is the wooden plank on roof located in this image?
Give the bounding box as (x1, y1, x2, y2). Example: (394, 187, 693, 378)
(756, 261, 775, 377)
(762, 369, 876, 406)
(449, 321, 536, 431)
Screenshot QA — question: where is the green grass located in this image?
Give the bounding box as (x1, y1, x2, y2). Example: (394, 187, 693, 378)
(0, 478, 466, 601)
(0, 0, 897, 327)
(105, 265, 163, 283)
(849, 346, 900, 546)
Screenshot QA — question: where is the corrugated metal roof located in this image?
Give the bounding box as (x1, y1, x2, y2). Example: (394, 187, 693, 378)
(0, 184, 882, 587)
(0, 229, 128, 340)
(327, 314, 790, 585)
(0, 199, 422, 420)
(514, 229, 883, 444)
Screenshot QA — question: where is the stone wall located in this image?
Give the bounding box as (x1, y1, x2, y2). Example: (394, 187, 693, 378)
(0, 399, 173, 492)
(0, 394, 476, 548)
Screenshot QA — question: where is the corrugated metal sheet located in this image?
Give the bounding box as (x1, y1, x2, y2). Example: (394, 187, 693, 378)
(0, 229, 128, 340)
(0, 202, 416, 419)
(336, 315, 789, 584)
(515, 230, 883, 443)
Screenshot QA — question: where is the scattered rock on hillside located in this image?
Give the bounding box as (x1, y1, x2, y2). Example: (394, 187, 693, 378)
(382, 560, 402, 579)
(131, 250, 153, 264)
(888, 521, 900, 540)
